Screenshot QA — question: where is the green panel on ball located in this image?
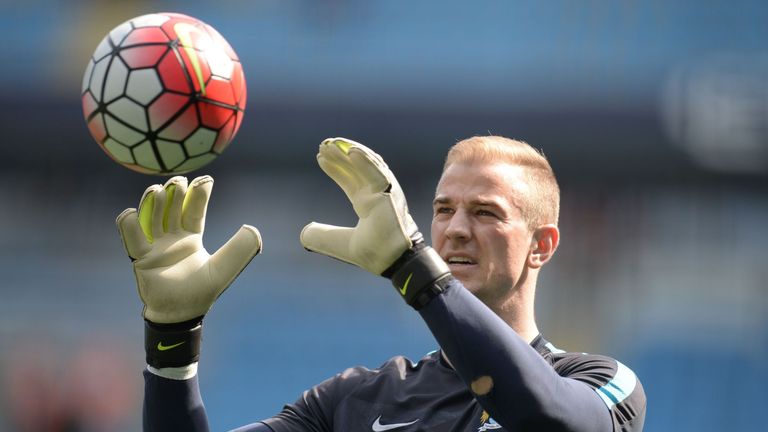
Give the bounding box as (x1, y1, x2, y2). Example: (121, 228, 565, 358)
(183, 128, 217, 156)
(104, 138, 134, 163)
(157, 140, 186, 170)
(133, 141, 161, 171)
(105, 114, 146, 146)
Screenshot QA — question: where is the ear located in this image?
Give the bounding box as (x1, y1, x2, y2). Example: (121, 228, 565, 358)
(528, 224, 559, 269)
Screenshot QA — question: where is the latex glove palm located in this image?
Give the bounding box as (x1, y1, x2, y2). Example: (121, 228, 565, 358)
(300, 138, 421, 275)
(116, 176, 262, 324)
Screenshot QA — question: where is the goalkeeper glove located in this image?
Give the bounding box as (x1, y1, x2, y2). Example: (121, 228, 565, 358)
(116, 176, 262, 368)
(300, 138, 450, 309)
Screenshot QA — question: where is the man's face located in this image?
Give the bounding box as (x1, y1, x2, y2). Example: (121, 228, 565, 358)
(431, 161, 535, 304)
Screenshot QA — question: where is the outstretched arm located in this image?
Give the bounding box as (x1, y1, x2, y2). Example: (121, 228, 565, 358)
(116, 176, 262, 432)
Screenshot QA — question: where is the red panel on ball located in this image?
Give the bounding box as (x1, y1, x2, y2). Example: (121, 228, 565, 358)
(203, 77, 236, 106)
(88, 114, 107, 142)
(233, 110, 244, 136)
(177, 46, 212, 95)
(149, 92, 191, 130)
(157, 51, 192, 94)
(82, 92, 99, 118)
(199, 101, 235, 129)
(158, 104, 198, 141)
(231, 62, 246, 108)
(122, 27, 170, 46)
(121, 45, 169, 68)
(213, 115, 236, 153)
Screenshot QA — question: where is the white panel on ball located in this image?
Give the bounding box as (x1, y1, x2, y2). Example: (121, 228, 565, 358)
(127, 69, 163, 105)
(131, 14, 170, 28)
(108, 97, 148, 132)
(89, 57, 110, 102)
(82, 59, 94, 93)
(206, 49, 234, 79)
(109, 21, 133, 47)
(103, 58, 129, 103)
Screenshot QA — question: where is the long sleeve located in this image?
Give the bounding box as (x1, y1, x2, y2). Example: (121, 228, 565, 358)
(143, 369, 210, 432)
(418, 278, 644, 431)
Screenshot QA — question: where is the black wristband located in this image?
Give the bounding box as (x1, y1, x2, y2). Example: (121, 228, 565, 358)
(145, 316, 204, 368)
(383, 242, 452, 310)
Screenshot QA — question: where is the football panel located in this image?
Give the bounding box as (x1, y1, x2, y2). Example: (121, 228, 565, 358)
(103, 138, 135, 164)
(203, 23, 239, 61)
(131, 13, 171, 28)
(233, 110, 244, 136)
(202, 77, 236, 106)
(184, 128, 217, 156)
(92, 35, 113, 62)
(176, 44, 212, 96)
(107, 98, 148, 133)
(82, 92, 99, 119)
(149, 93, 191, 131)
(109, 20, 133, 47)
(103, 57, 129, 103)
(157, 139, 187, 169)
(133, 141, 162, 171)
(213, 115, 236, 153)
(122, 27, 171, 47)
(231, 62, 246, 108)
(104, 112, 146, 146)
(204, 44, 234, 80)
(121, 45, 169, 69)
(157, 51, 192, 94)
(89, 56, 111, 102)
(199, 101, 234, 129)
(126, 69, 163, 105)
(157, 105, 198, 141)
(87, 114, 108, 143)
(82, 59, 95, 94)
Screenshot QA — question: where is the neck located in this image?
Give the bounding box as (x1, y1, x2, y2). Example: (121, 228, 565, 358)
(483, 274, 540, 343)
(494, 294, 539, 343)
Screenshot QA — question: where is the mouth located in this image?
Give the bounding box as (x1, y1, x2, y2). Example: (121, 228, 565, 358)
(445, 255, 477, 270)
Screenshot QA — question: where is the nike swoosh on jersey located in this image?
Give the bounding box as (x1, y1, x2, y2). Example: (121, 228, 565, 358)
(372, 415, 419, 431)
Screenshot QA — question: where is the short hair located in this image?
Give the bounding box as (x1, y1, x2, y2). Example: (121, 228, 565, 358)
(443, 136, 560, 229)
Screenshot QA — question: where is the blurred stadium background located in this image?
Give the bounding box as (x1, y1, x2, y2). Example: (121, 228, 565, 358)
(1, 0, 767, 430)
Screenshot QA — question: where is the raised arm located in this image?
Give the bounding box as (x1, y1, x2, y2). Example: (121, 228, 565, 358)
(116, 176, 263, 432)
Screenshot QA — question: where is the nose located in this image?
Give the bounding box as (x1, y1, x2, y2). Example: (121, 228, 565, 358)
(444, 209, 471, 242)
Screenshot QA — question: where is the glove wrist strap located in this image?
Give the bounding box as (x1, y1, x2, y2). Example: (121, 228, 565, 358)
(145, 316, 203, 368)
(383, 242, 452, 310)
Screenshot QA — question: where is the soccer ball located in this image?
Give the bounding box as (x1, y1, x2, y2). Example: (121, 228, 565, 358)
(81, 13, 246, 175)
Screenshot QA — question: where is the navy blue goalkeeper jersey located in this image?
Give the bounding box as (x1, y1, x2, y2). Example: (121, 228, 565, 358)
(144, 278, 646, 431)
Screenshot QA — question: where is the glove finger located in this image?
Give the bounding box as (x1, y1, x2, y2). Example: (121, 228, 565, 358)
(138, 184, 163, 243)
(345, 138, 389, 171)
(317, 154, 360, 202)
(318, 141, 362, 196)
(163, 176, 188, 233)
(116, 208, 151, 259)
(347, 146, 391, 193)
(182, 175, 214, 233)
(209, 224, 263, 297)
(300, 222, 356, 266)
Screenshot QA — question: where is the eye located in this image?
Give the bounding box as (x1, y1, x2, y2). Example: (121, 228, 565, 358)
(434, 206, 453, 215)
(476, 209, 497, 218)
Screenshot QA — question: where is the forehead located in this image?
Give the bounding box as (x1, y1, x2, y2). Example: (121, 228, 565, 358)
(435, 162, 529, 206)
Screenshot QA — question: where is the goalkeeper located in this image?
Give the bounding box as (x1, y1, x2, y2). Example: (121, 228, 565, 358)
(118, 136, 646, 431)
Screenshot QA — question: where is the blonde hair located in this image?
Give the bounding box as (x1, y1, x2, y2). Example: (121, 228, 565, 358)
(443, 136, 560, 229)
